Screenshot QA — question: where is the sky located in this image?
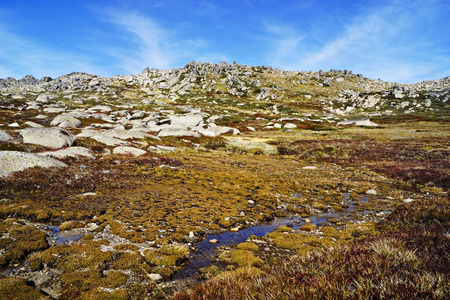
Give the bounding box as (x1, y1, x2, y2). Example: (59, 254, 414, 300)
(0, 0, 449, 83)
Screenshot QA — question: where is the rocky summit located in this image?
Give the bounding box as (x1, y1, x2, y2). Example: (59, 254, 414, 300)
(0, 62, 448, 299)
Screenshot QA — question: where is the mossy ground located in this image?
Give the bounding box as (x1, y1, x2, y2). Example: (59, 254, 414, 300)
(0, 97, 448, 298)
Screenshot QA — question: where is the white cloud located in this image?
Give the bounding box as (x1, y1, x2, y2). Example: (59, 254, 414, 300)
(97, 9, 227, 74)
(264, 0, 450, 83)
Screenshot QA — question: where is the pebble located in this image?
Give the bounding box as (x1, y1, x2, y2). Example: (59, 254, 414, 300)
(209, 239, 218, 244)
(366, 189, 377, 195)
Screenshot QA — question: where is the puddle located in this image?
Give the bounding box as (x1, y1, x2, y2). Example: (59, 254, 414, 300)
(173, 195, 389, 280)
(47, 226, 84, 245)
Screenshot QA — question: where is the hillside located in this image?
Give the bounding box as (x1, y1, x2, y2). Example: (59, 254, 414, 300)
(0, 62, 448, 299)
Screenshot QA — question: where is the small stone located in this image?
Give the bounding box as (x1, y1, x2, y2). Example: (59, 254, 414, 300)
(304, 219, 312, 224)
(248, 200, 255, 205)
(284, 123, 297, 129)
(8, 122, 19, 127)
(403, 198, 415, 203)
(366, 189, 377, 195)
(230, 227, 239, 232)
(189, 231, 195, 238)
(209, 239, 218, 244)
(303, 166, 317, 170)
(148, 273, 163, 282)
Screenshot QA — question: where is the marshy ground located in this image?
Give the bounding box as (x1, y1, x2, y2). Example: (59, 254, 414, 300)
(1, 117, 448, 299)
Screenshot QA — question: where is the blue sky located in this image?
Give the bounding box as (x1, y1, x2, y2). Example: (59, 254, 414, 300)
(0, 0, 449, 83)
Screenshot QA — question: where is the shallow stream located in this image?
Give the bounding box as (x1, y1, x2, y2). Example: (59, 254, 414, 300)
(174, 197, 388, 279)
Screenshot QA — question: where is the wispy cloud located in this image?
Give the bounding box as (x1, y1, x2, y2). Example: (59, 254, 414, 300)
(264, 0, 450, 83)
(95, 9, 227, 74)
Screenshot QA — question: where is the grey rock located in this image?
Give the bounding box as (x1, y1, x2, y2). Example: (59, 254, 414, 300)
(148, 273, 163, 282)
(0, 151, 67, 177)
(20, 127, 76, 149)
(113, 146, 147, 156)
(337, 119, 378, 127)
(0, 130, 13, 141)
(158, 128, 201, 138)
(50, 115, 82, 128)
(24, 121, 44, 128)
(38, 146, 94, 159)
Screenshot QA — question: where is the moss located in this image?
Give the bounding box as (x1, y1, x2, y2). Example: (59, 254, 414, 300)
(236, 242, 259, 251)
(112, 251, 143, 270)
(79, 288, 128, 300)
(0, 277, 49, 300)
(60, 220, 85, 231)
(276, 226, 292, 232)
(113, 244, 139, 251)
(29, 243, 112, 272)
(144, 243, 189, 266)
(200, 265, 221, 279)
(0, 225, 48, 267)
(266, 231, 321, 251)
(61, 270, 128, 298)
(231, 250, 263, 267)
(300, 224, 317, 231)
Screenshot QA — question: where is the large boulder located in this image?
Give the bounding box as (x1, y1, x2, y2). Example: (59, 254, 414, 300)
(0, 151, 67, 177)
(20, 127, 76, 149)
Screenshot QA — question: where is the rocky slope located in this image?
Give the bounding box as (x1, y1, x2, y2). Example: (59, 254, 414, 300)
(1, 62, 449, 118)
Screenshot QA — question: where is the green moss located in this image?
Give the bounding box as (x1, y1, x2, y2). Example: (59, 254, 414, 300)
(60, 220, 85, 231)
(236, 242, 259, 251)
(29, 243, 112, 272)
(144, 244, 189, 266)
(266, 231, 321, 251)
(300, 224, 317, 232)
(0, 225, 48, 267)
(112, 251, 143, 270)
(231, 250, 263, 267)
(0, 277, 49, 300)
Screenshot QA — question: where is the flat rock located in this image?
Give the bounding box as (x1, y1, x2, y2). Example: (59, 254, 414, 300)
(0, 130, 13, 142)
(38, 147, 94, 159)
(50, 115, 82, 128)
(113, 146, 147, 157)
(20, 127, 76, 149)
(102, 129, 160, 141)
(43, 107, 66, 113)
(0, 151, 67, 177)
(337, 118, 378, 127)
(148, 145, 176, 153)
(24, 121, 44, 128)
(158, 128, 201, 138)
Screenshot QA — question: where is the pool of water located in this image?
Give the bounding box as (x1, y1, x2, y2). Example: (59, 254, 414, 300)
(173, 207, 361, 279)
(47, 226, 85, 245)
